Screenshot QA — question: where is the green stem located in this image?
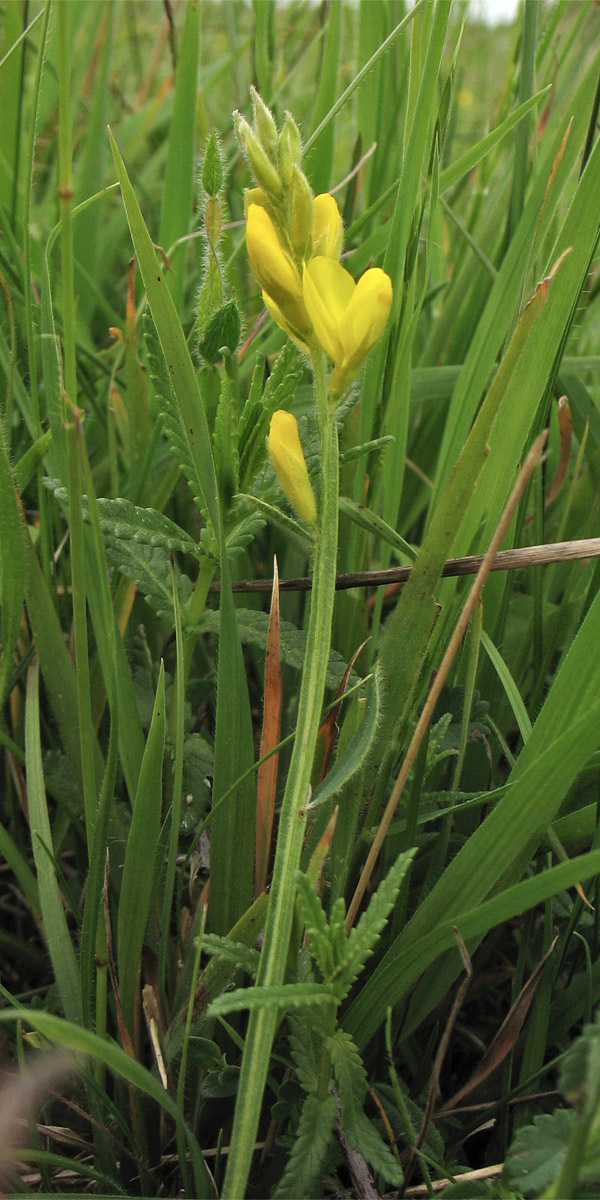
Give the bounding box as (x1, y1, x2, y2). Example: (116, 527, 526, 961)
(222, 351, 339, 1199)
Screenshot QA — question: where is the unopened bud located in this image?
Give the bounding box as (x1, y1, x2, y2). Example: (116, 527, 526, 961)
(289, 166, 314, 259)
(251, 87, 279, 160)
(267, 410, 317, 525)
(202, 131, 224, 198)
(278, 112, 302, 186)
(235, 111, 281, 196)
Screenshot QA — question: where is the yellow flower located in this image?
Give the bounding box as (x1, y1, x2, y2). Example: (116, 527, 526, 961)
(266, 410, 317, 525)
(246, 204, 312, 341)
(312, 194, 343, 259)
(302, 257, 393, 396)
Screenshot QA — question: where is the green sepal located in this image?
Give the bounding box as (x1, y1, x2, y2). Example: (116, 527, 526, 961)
(198, 298, 241, 364)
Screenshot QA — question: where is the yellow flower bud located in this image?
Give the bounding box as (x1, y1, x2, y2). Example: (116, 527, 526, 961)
(246, 205, 312, 340)
(289, 165, 314, 259)
(267, 410, 317, 525)
(312, 193, 343, 260)
(302, 257, 393, 396)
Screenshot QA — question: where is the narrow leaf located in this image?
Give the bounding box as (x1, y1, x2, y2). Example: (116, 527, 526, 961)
(117, 662, 166, 1036)
(25, 662, 81, 1025)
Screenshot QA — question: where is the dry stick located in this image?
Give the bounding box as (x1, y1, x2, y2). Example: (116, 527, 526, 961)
(346, 430, 549, 932)
(404, 1164, 504, 1197)
(209, 536, 600, 594)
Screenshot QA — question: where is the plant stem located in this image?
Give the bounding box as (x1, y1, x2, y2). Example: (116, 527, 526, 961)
(222, 351, 339, 1199)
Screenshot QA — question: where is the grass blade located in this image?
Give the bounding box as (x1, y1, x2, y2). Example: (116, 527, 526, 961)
(25, 661, 82, 1025)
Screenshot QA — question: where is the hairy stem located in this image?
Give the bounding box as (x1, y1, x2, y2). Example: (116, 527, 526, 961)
(222, 351, 339, 1199)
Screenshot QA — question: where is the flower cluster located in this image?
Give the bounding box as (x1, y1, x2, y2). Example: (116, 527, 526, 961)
(236, 90, 393, 400)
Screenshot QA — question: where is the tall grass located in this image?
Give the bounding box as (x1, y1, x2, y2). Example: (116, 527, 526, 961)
(1, 1, 600, 1197)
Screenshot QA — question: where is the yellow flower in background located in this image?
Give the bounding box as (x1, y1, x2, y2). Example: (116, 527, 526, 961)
(266, 410, 317, 525)
(302, 257, 393, 396)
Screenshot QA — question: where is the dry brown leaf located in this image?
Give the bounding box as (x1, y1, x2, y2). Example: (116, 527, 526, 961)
(438, 935, 558, 1114)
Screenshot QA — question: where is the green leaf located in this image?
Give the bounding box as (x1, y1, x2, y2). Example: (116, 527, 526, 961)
(23, 530, 100, 794)
(0, 1010, 213, 1198)
(335, 849, 415, 1001)
(338, 496, 416, 561)
(438, 87, 551, 194)
(272, 1091, 337, 1200)
(158, 0, 200, 311)
(110, 131, 221, 537)
(238, 343, 304, 493)
(199, 299, 241, 364)
(102, 538, 193, 620)
(288, 1008, 328, 1096)
(209, 982, 334, 1017)
(143, 313, 209, 523)
(295, 872, 335, 980)
(430, 52, 600, 514)
(49, 485, 198, 555)
(481, 628, 532, 744)
(329, 1029, 404, 1188)
(366, 239, 556, 799)
(345, 847, 600, 1052)
(197, 607, 355, 691)
(310, 672, 380, 809)
(304, 0, 343, 193)
(200, 935, 260, 978)
(0, 821, 40, 921)
(117, 662, 166, 1035)
(12, 430, 53, 493)
(25, 662, 81, 1024)
(0, 434, 24, 710)
(212, 360, 240, 505)
(504, 1109, 573, 1197)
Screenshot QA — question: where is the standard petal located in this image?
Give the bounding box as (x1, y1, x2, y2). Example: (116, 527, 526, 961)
(302, 257, 355, 363)
(312, 193, 343, 259)
(341, 267, 393, 365)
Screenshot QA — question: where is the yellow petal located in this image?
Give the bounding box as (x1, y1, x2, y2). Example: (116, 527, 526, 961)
(341, 268, 393, 366)
(262, 292, 311, 353)
(246, 204, 302, 302)
(267, 410, 317, 525)
(302, 257, 355, 364)
(312, 193, 343, 259)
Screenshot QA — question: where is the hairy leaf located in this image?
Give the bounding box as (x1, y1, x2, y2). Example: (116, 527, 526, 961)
(272, 1091, 337, 1199)
(329, 1030, 404, 1188)
(504, 1109, 573, 1197)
